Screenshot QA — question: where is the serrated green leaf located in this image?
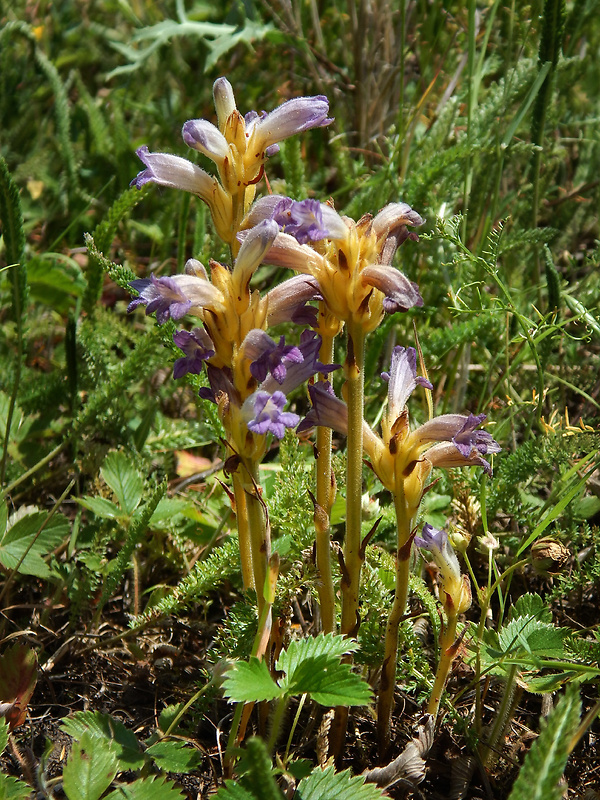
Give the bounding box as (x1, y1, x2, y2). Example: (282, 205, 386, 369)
(287, 759, 313, 780)
(222, 658, 282, 703)
(498, 617, 567, 660)
(518, 672, 573, 693)
(145, 740, 201, 773)
(100, 452, 144, 515)
(510, 594, 552, 623)
(0, 773, 33, 799)
(77, 496, 123, 519)
(62, 730, 119, 800)
(507, 685, 581, 800)
(0, 718, 8, 753)
(276, 634, 358, 679)
(296, 765, 385, 800)
(60, 711, 144, 768)
(213, 782, 259, 800)
(104, 776, 185, 800)
(0, 510, 69, 578)
(284, 656, 372, 707)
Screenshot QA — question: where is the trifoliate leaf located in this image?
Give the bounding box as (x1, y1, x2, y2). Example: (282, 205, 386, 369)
(507, 685, 581, 800)
(222, 658, 282, 703)
(62, 730, 119, 800)
(296, 765, 386, 800)
(100, 451, 144, 515)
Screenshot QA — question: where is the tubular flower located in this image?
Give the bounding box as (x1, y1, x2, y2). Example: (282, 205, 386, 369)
(414, 523, 472, 614)
(128, 220, 322, 369)
(240, 196, 424, 332)
(298, 346, 500, 514)
(133, 78, 332, 245)
(194, 329, 340, 457)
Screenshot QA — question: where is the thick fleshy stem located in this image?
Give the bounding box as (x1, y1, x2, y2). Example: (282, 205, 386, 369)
(377, 483, 413, 754)
(330, 321, 365, 763)
(340, 320, 366, 637)
(232, 473, 254, 591)
(242, 459, 270, 616)
(427, 611, 459, 718)
(315, 331, 336, 634)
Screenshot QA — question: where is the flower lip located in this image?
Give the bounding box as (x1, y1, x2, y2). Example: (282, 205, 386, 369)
(244, 390, 300, 439)
(172, 328, 215, 379)
(361, 266, 423, 314)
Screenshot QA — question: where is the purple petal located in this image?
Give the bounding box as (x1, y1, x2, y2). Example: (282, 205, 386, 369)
(172, 328, 215, 379)
(383, 346, 432, 423)
(241, 330, 304, 385)
(414, 523, 461, 585)
(296, 381, 348, 435)
(182, 119, 229, 163)
(361, 265, 423, 313)
(131, 146, 216, 199)
(244, 390, 300, 439)
(260, 330, 339, 396)
(251, 95, 333, 150)
(265, 274, 322, 327)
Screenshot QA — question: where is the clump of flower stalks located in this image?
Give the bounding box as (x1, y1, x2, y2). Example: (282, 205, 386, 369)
(128, 77, 499, 765)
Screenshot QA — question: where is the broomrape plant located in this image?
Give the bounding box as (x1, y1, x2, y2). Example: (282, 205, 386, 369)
(128, 74, 498, 774)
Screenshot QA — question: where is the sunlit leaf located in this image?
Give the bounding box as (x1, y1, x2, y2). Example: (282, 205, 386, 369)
(222, 658, 282, 703)
(296, 765, 385, 800)
(100, 451, 144, 515)
(62, 730, 119, 800)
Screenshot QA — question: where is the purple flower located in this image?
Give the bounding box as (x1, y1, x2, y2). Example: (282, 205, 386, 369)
(271, 198, 331, 244)
(128, 275, 191, 324)
(263, 274, 323, 327)
(415, 414, 501, 474)
(127, 273, 223, 324)
(131, 146, 217, 199)
(246, 94, 333, 152)
(259, 330, 339, 396)
(243, 390, 300, 439)
(244, 331, 304, 384)
(172, 328, 215, 379)
(382, 346, 433, 424)
(414, 523, 471, 613)
(360, 266, 423, 313)
(297, 381, 347, 435)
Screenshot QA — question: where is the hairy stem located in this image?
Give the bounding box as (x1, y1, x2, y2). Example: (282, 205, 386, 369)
(315, 332, 336, 634)
(340, 321, 365, 637)
(377, 483, 412, 754)
(427, 612, 458, 717)
(232, 472, 254, 592)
